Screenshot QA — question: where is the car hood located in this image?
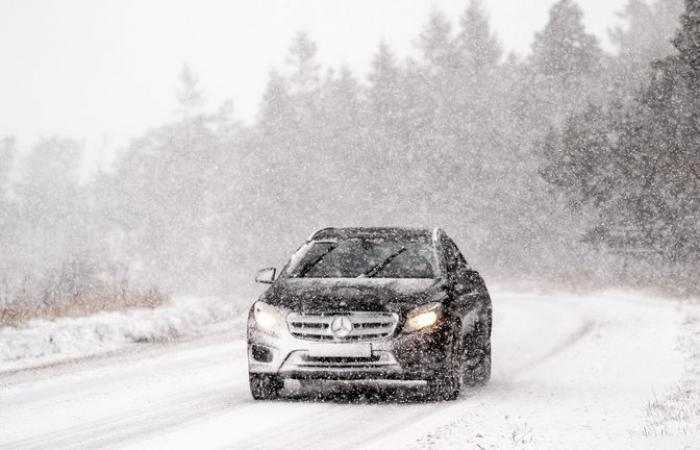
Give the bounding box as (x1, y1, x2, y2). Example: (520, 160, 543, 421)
(260, 277, 445, 313)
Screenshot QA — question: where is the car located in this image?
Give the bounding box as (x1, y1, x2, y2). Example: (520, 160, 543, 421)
(246, 227, 492, 401)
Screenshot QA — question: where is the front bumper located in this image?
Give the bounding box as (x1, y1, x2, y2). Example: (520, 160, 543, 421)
(247, 323, 452, 381)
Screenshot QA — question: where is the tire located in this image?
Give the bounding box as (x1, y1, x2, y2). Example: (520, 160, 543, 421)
(426, 370, 461, 401)
(249, 373, 283, 400)
(463, 323, 491, 387)
(425, 328, 464, 401)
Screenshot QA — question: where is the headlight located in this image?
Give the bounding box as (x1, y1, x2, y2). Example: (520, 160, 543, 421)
(403, 302, 443, 333)
(253, 302, 283, 333)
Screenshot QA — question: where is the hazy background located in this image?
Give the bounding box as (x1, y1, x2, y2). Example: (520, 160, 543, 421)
(1, 0, 628, 163)
(1, 0, 697, 323)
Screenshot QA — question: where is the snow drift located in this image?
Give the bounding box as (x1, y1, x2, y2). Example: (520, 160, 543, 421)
(0, 297, 243, 373)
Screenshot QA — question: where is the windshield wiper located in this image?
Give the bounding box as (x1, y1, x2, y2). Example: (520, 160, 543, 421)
(359, 247, 407, 278)
(297, 244, 338, 277)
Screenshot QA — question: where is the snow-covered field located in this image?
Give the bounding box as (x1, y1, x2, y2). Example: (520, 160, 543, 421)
(1, 289, 699, 449)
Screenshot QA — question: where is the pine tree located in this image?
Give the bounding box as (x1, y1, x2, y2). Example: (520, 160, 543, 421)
(286, 32, 320, 96)
(672, 0, 700, 77)
(259, 69, 294, 131)
(540, 104, 622, 211)
(414, 8, 459, 139)
(542, 0, 700, 274)
(449, 1, 505, 192)
(609, 0, 683, 98)
(320, 65, 361, 130)
(286, 32, 321, 125)
(368, 41, 403, 128)
(638, 0, 700, 263)
(417, 9, 457, 74)
(456, 0, 502, 75)
(525, 0, 603, 130)
(531, 0, 602, 82)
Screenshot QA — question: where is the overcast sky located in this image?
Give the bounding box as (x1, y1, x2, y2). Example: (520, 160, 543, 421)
(1, 0, 629, 157)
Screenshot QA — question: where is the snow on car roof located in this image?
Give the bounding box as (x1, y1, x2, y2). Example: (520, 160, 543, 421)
(309, 227, 439, 241)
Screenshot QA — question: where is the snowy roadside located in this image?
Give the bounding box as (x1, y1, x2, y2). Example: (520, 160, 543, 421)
(643, 300, 700, 447)
(0, 296, 246, 373)
(401, 290, 700, 449)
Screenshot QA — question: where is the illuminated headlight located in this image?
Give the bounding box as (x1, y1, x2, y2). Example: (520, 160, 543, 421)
(253, 302, 283, 333)
(403, 302, 443, 333)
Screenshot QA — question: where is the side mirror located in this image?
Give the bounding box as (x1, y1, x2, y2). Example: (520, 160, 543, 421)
(255, 267, 276, 284)
(464, 269, 480, 280)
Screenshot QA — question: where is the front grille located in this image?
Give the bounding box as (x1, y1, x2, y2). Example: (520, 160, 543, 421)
(287, 311, 399, 342)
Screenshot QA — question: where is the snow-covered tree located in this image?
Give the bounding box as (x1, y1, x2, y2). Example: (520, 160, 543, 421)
(609, 0, 683, 99)
(259, 69, 294, 132)
(368, 40, 403, 130)
(532, 0, 602, 81)
(526, 0, 603, 130)
(417, 9, 457, 74)
(541, 0, 700, 287)
(456, 0, 502, 76)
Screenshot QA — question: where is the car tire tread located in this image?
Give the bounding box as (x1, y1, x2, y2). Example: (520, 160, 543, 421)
(249, 373, 283, 400)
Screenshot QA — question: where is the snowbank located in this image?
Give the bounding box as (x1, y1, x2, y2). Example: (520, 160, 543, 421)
(643, 301, 700, 445)
(0, 296, 244, 373)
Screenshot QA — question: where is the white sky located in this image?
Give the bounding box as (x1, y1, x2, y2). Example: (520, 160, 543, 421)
(0, 0, 629, 157)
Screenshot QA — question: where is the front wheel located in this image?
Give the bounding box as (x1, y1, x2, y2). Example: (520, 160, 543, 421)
(249, 373, 283, 400)
(425, 370, 461, 401)
(464, 341, 491, 387)
(425, 340, 464, 401)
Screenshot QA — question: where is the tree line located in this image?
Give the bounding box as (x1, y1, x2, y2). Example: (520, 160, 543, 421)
(0, 0, 695, 317)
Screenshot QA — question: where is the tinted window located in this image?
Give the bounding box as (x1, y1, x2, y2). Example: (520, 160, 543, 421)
(284, 238, 438, 279)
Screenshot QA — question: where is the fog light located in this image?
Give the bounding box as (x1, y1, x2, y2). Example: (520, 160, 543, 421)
(251, 344, 273, 362)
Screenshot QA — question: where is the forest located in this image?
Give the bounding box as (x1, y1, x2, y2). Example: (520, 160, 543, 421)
(0, 0, 697, 323)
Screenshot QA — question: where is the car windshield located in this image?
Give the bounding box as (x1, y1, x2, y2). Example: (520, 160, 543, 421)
(284, 238, 438, 278)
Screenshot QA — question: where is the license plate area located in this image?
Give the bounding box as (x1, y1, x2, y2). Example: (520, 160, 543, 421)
(307, 343, 372, 358)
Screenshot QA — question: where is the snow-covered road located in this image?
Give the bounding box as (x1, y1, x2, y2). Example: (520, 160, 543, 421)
(0, 290, 693, 449)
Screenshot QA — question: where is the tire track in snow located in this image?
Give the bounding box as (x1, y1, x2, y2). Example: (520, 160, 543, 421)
(514, 320, 595, 373)
(493, 293, 596, 374)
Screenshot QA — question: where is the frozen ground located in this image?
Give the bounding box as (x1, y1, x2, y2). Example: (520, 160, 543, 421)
(1, 289, 699, 449)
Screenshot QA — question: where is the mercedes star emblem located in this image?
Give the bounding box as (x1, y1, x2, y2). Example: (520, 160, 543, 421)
(330, 316, 353, 338)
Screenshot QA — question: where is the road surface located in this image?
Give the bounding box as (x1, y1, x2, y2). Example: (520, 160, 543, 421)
(0, 290, 689, 449)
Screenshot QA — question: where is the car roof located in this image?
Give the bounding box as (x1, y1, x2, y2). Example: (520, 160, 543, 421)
(309, 227, 442, 242)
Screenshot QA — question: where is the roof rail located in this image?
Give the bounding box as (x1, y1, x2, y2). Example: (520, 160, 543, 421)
(309, 227, 441, 242)
(307, 227, 336, 241)
(431, 227, 444, 244)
